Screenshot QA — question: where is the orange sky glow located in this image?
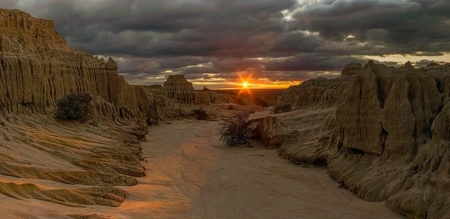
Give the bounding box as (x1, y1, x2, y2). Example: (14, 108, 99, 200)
(190, 78, 302, 90)
(188, 70, 303, 90)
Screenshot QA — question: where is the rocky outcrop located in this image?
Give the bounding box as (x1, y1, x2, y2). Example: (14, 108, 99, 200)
(161, 75, 196, 104)
(256, 116, 292, 149)
(275, 63, 360, 111)
(0, 8, 169, 121)
(0, 8, 179, 210)
(330, 61, 450, 218)
(268, 61, 450, 218)
(341, 62, 362, 76)
(195, 90, 236, 105)
(145, 78, 236, 106)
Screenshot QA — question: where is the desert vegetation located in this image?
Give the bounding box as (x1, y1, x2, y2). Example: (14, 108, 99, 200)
(193, 108, 209, 120)
(219, 111, 250, 146)
(55, 93, 92, 122)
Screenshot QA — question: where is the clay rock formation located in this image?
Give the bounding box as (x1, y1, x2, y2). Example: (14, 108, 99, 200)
(275, 63, 360, 111)
(161, 75, 196, 104)
(0, 8, 180, 211)
(255, 116, 292, 149)
(145, 77, 236, 106)
(271, 60, 450, 218)
(0, 8, 169, 121)
(341, 62, 362, 76)
(331, 61, 450, 218)
(0, 111, 146, 207)
(195, 90, 236, 105)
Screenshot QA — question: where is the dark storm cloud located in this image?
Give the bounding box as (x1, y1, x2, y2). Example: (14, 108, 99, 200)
(14, 0, 293, 58)
(264, 55, 366, 71)
(291, 0, 450, 54)
(413, 59, 448, 68)
(0, 0, 16, 9)
(115, 56, 213, 74)
(212, 58, 265, 72)
(1, 0, 449, 86)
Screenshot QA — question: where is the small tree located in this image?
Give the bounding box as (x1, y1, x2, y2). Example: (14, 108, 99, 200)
(55, 93, 92, 122)
(219, 111, 250, 146)
(193, 108, 209, 120)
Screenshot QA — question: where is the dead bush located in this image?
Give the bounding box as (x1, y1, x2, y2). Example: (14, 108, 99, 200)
(219, 111, 250, 146)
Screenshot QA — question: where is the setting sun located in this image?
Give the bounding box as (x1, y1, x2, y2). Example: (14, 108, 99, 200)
(237, 73, 253, 96)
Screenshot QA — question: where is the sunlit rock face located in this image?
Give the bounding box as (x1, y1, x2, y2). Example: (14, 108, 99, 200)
(0, 8, 172, 120)
(273, 60, 450, 218)
(161, 75, 197, 105)
(332, 61, 450, 218)
(0, 8, 171, 209)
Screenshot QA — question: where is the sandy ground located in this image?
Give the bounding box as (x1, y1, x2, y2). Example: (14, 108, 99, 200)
(136, 119, 403, 219)
(0, 114, 404, 219)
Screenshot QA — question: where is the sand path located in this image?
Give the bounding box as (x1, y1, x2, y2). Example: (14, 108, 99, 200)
(132, 118, 403, 219)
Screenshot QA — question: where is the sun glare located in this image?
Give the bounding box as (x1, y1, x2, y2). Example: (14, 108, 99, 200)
(238, 73, 253, 96)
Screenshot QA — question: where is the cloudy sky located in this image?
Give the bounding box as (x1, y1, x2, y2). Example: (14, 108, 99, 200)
(2, 0, 450, 89)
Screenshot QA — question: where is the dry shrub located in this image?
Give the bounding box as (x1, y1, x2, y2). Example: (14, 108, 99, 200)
(219, 111, 250, 146)
(55, 93, 92, 122)
(193, 108, 209, 120)
(228, 104, 237, 110)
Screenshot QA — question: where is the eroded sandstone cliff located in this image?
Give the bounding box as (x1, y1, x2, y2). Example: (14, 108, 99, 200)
(0, 8, 168, 121)
(275, 62, 360, 111)
(270, 61, 450, 218)
(160, 75, 197, 105)
(0, 8, 172, 210)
